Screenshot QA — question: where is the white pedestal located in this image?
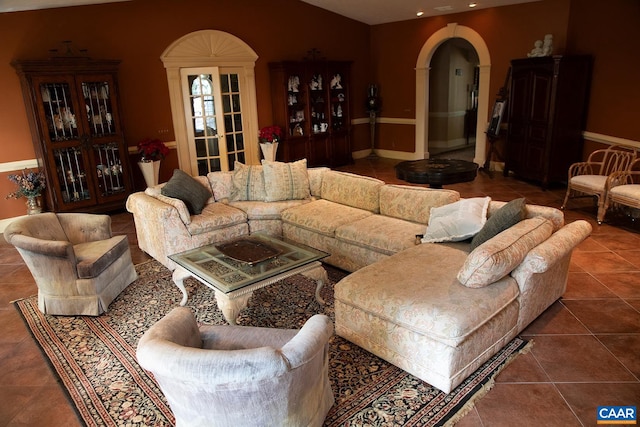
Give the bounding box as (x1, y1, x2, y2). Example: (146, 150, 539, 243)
(260, 142, 279, 162)
(138, 160, 161, 188)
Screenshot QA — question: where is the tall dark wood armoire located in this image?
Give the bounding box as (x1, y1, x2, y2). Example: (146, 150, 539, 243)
(504, 55, 591, 187)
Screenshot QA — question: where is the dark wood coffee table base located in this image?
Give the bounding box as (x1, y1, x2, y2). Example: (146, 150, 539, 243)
(395, 159, 479, 188)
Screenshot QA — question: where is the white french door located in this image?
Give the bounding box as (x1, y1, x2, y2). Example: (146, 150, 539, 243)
(181, 67, 247, 174)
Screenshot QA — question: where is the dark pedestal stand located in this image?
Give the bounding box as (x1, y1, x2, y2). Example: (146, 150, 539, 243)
(367, 111, 377, 158)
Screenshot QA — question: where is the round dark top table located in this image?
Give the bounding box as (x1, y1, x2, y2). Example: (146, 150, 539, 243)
(395, 158, 479, 188)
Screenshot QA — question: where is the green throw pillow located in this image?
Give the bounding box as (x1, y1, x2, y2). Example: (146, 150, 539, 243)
(470, 198, 526, 250)
(161, 169, 211, 215)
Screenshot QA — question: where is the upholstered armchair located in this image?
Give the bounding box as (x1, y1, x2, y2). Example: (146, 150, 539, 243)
(561, 144, 636, 224)
(3, 212, 137, 316)
(136, 307, 335, 427)
(602, 157, 640, 221)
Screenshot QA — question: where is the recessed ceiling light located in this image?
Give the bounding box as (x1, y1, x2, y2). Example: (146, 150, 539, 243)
(417, 10, 424, 17)
(469, 2, 477, 7)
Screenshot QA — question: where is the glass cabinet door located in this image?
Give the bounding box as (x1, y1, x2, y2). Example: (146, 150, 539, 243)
(308, 69, 329, 136)
(81, 77, 118, 138)
(328, 66, 348, 132)
(31, 73, 129, 209)
(38, 80, 81, 142)
(93, 142, 126, 198)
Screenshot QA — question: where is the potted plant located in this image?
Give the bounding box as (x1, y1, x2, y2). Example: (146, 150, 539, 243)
(137, 138, 169, 187)
(6, 168, 46, 215)
(259, 125, 283, 161)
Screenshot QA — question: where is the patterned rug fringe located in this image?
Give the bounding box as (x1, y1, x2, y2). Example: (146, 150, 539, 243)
(14, 260, 532, 427)
(443, 340, 534, 426)
(9, 294, 36, 304)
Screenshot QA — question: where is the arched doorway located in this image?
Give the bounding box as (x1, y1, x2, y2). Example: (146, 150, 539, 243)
(161, 30, 260, 175)
(416, 23, 491, 166)
(428, 38, 479, 161)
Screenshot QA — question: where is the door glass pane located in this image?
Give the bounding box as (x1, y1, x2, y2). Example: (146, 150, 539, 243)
(197, 159, 208, 176)
(82, 81, 115, 137)
(208, 137, 219, 156)
(54, 147, 91, 203)
(226, 134, 235, 152)
(195, 139, 207, 157)
(94, 142, 125, 196)
(188, 73, 222, 172)
(40, 83, 79, 142)
(220, 73, 244, 170)
(209, 158, 221, 172)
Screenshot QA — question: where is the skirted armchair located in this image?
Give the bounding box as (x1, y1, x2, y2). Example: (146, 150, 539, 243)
(3, 212, 137, 316)
(136, 307, 335, 427)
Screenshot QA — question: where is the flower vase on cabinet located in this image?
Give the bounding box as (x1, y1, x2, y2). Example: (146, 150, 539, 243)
(138, 160, 161, 188)
(136, 138, 168, 188)
(259, 125, 282, 162)
(26, 196, 42, 215)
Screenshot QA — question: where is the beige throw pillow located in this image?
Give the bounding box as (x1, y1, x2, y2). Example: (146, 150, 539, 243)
(457, 216, 554, 288)
(230, 161, 267, 201)
(261, 159, 311, 202)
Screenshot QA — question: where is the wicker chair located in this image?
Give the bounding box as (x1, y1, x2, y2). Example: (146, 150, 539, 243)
(561, 145, 637, 224)
(601, 157, 640, 222)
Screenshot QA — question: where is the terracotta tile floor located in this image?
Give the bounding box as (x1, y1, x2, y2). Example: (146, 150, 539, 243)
(1, 156, 639, 426)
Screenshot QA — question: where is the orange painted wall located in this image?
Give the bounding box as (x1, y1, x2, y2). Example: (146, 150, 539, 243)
(1, 0, 639, 219)
(565, 0, 640, 141)
(370, 0, 572, 152)
(369, 0, 640, 153)
(0, 0, 370, 218)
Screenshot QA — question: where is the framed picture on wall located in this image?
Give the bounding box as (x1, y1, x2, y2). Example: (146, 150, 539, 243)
(486, 99, 506, 138)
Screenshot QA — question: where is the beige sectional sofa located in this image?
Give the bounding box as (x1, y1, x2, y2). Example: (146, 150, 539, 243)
(126, 162, 591, 393)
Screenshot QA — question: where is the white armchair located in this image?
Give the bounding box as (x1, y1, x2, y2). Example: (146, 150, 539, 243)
(136, 307, 335, 427)
(4, 212, 137, 316)
(561, 144, 636, 224)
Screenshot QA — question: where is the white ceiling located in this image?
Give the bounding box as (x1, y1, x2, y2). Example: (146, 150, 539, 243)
(301, 0, 540, 25)
(0, 0, 539, 24)
(0, 0, 130, 13)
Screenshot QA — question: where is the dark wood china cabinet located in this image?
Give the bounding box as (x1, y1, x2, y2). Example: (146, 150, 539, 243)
(12, 58, 133, 213)
(269, 60, 352, 167)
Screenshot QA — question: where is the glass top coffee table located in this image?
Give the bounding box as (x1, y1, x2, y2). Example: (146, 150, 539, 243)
(169, 234, 329, 325)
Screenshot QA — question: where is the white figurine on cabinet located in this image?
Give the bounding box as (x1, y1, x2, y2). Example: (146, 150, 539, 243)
(527, 40, 544, 57)
(542, 34, 553, 56)
(330, 74, 343, 89)
(288, 75, 300, 92)
(309, 74, 322, 90)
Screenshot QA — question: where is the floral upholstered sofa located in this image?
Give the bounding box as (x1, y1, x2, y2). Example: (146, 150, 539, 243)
(126, 160, 592, 393)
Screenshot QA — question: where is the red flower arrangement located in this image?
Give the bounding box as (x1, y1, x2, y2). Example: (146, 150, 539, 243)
(137, 138, 169, 162)
(259, 125, 283, 144)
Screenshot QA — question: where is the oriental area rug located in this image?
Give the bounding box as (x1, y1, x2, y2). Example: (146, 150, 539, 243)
(15, 260, 530, 427)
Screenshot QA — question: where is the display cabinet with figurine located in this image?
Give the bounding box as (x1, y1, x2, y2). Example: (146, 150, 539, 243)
(269, 60, 352, 167)
(13, 57, 133, 213)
